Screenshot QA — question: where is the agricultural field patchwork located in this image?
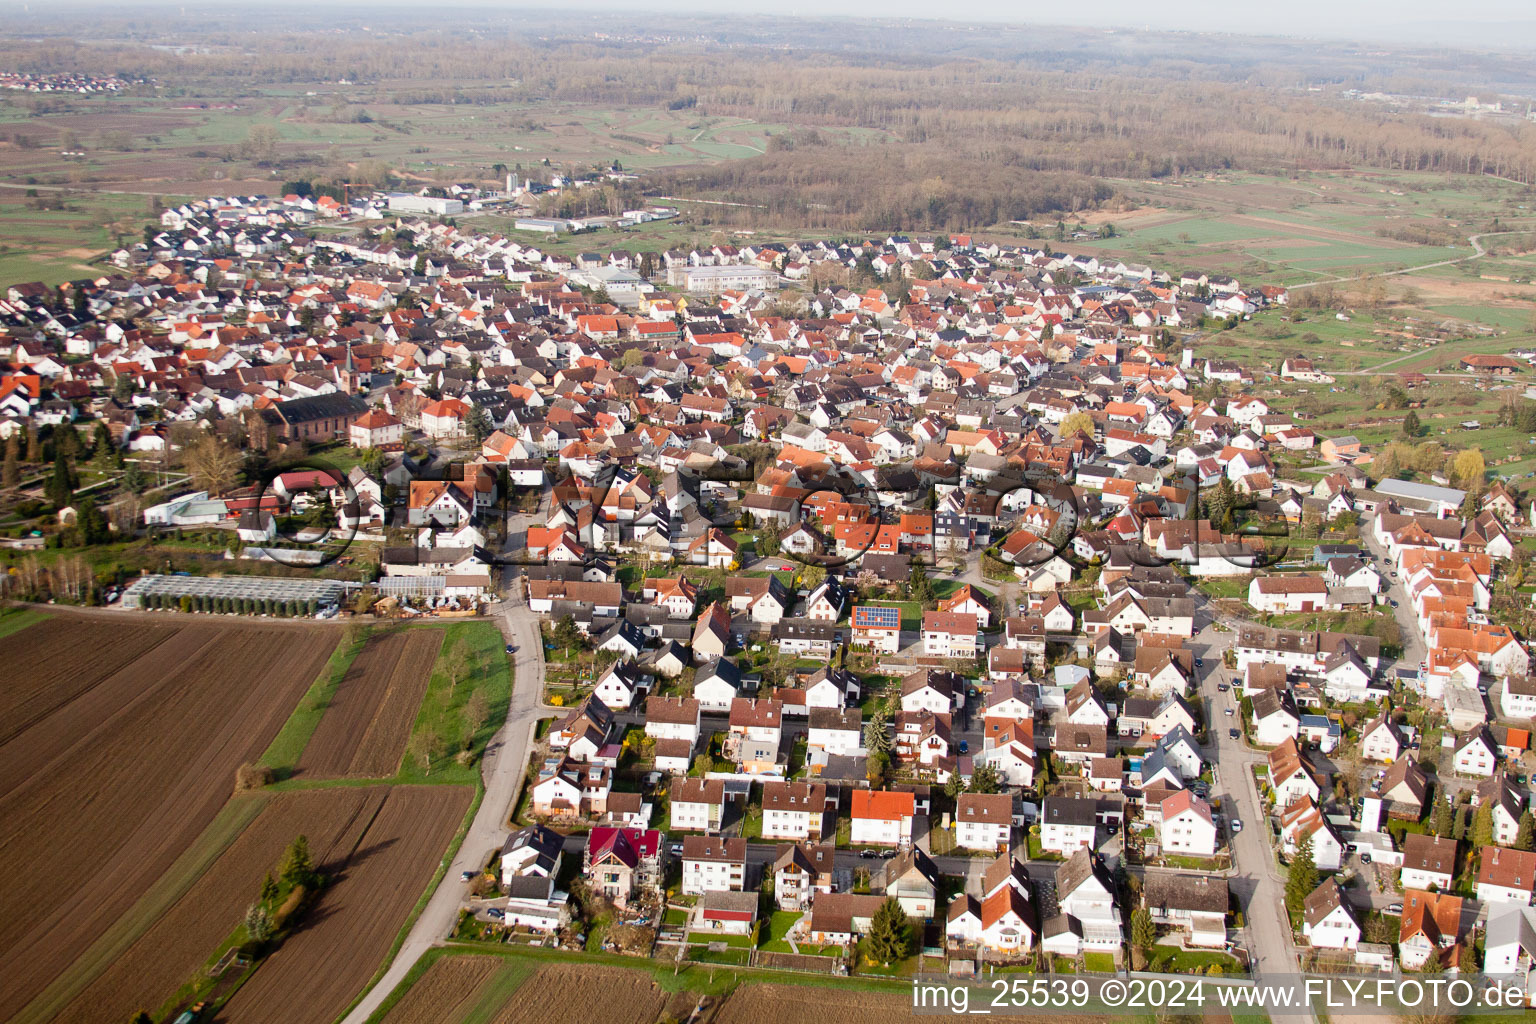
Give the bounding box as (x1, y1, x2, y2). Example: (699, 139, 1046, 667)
(296, 626, 445, 778)
(0, 615, 339, 1022)
(212, 784, 473, 1024)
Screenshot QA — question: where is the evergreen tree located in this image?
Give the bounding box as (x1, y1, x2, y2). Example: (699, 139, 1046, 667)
(910, 564, 935, 605)
(865, 896, 911, 965)
(92, 422, 115, 464)
(1131, 907, 1156, 951)
(280, 835, 316, 889)
(23, 424, 38, 463)
(45, 449, 74, 509)
(1516, 810, 1536, 852)
(865, 749, 890, 789)
(1401, 410, 1421, 437)
(863, 709, 890, 755)
(1458, 942, 1477, 973)
(967, 762, 1001, 794)
(1472, 801, 1495, 849)
(122, 460, 146, 493)
(1284, 831, 1318, 913)
(2, 434, 18, 489)
(77, 497, 109, 545)
(1421, 948, 1443, 973)
(1433, 797, 1454, 839)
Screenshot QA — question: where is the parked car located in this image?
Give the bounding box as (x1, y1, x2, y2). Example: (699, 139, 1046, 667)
(1231, 819, 1243, 833)
(486, 908, 505, 919)
(1225, 707, 1234, 716)
(460, 870, 476, 882)
(505, 644, 516, 654)
(1229, 728, 1240, 739)
(1386, 902, 1403, 915)
(859, 849, 877, 859)
(1194, 657, 1204, 668)
(1361, 853, 1372, 864)
(1217, 682, 1229, 692)
(957, 740, 969, 754)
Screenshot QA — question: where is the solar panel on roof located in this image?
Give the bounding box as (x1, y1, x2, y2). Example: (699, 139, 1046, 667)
(856, 606, 899, 629)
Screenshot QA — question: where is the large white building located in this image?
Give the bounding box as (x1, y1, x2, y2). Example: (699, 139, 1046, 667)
(386, 193, 464, 216)
(666, 264, 781, 293)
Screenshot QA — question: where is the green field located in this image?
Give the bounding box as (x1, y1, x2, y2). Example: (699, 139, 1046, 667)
(1054, 168, 1536, 287)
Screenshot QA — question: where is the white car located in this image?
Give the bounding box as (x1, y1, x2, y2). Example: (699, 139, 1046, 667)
(1231, 819, 1243, 833)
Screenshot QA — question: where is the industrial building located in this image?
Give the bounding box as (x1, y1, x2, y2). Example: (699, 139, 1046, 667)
(665, 264, 781, 294)
(121, 573, 357, 611)
(386, 193, 465, 216)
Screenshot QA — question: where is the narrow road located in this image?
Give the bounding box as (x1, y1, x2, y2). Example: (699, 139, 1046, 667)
(337, 593, 548, 1024)
(1292, 229, 1527, 290)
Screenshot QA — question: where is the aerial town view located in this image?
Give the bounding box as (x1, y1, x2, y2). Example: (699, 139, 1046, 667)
(5, 2, 1536, 1023)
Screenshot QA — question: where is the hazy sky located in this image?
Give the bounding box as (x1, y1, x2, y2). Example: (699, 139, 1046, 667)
(6, 0, 1535, 49)
(552, 0, 1536, 48)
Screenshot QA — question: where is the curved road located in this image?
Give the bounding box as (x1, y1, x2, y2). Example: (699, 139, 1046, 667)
(338, 593, 548, 1024)
(1292, 228, 1527, 289)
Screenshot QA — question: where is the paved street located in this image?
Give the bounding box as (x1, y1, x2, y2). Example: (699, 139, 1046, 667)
(339, 520, 552, 1024)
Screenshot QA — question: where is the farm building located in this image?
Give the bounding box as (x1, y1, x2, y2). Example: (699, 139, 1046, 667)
(121, 573, 356, 611)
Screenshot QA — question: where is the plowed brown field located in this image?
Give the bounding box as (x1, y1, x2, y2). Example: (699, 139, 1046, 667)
(51, 787, 390, 1024)
(0, 617, 179, 753)
(297, 627, 444, 778)
(0, 619, 340, 1022)
(214, 784, 472, 1024)
(715, 984, 1103, 1024)
(380, 954, 500, 1024)
(485, 965, 669, 1024)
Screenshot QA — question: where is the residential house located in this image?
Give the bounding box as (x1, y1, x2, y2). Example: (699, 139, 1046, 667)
(1398, 889, 1465, 970)
(681, 835, 748, 896)
(1144, 872, 1228, 949)
(1401, 834, 1459, 891)
(584, 827, 663, 908)
(761, 781, 835, 841)
(922, 611, 980, 659)
(1041, 796, 1098, 856)
(773, 842, 837, 911)
(956, 793, 1015, 852)
(1477, 846, 1536, 906)
(1041, 850, 1123, 955)
(877, 847, 942, 917)
(670, 778, 726, 833)
(851, 789, 916, 847)
(851, 604, 903, 653)
(1454, 727, 1500, 777)
(1159, 790, 1219, 857)
(1302, 878, 1362, 951)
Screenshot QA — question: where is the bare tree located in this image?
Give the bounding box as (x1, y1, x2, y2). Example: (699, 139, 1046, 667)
(408, 725, 443, 776)
(182, 433, 241, 496)
(462, 689, 490, 750)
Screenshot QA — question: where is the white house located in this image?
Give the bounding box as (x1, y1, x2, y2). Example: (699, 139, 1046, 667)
(1400, 833, 1458, 891)
(1477, 846, 1536, 906)
(1159, 790, 1219, 857)
(850, 789, 915, 847)
(1301, 879, 1361, 950)
(761, 781, 833, 842)
(680, 836, 747, 896)
(1453, 728, 1499, 777)
(955, 793, 1014, 852)
(1252, 688, 1301, 746)
(1040, 797, 1098, 856)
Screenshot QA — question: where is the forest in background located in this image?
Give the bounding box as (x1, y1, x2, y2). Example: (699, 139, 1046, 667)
(1, 8, 1536, 232)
